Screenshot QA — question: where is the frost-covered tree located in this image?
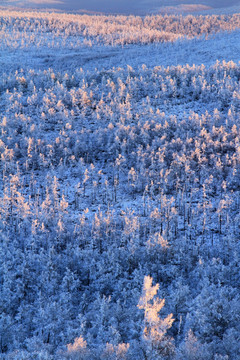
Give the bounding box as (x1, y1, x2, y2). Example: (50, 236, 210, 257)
(138, 276, 174, 359)
(176, 330, 210, 360)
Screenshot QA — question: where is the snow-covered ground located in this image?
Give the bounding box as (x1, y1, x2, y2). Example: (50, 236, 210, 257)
(1, 28, 240, 75)
(1, 9, 240, 360)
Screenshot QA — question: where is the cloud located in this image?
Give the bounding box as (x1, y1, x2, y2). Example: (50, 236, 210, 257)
(28, 0, 64, 4)
(154, 4, 212, 14)
(2, 0, 64, 4)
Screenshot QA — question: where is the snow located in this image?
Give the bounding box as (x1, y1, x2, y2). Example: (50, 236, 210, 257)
(1, 9, 240, 360)
(1, 28, 240, 78)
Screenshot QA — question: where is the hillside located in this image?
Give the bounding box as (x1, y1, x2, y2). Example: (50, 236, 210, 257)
(0, 9, 240, 360)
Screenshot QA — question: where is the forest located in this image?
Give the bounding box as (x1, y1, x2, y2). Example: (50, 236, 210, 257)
(0, 8, 240, 360)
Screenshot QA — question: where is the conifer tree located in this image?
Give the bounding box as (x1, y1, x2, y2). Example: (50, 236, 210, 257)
(138, 276, 174, 359)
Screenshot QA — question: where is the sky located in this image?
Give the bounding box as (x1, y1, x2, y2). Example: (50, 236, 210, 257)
(1, 0, 240, 14)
